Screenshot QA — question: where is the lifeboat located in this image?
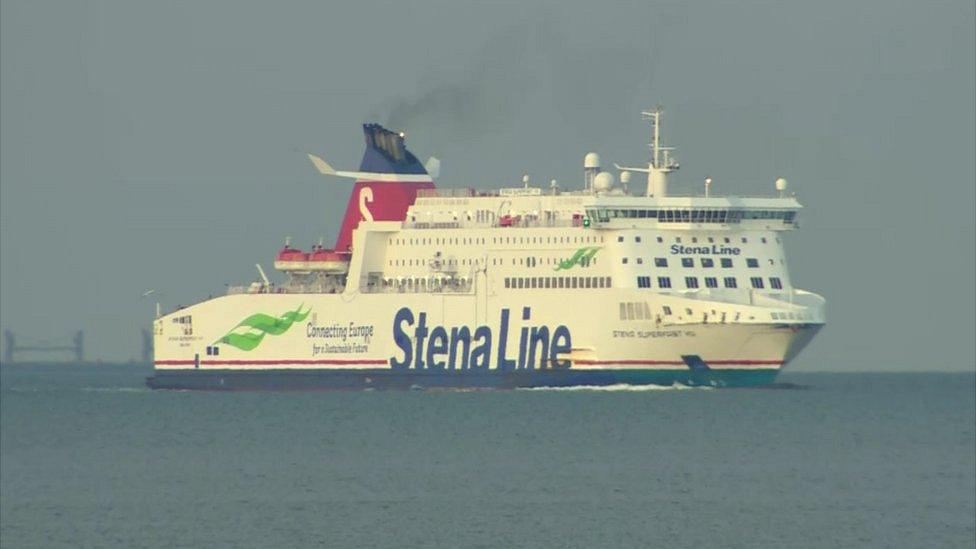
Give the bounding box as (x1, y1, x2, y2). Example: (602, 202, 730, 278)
(307, 244, 350, 273)
(273, 242, 309, 271)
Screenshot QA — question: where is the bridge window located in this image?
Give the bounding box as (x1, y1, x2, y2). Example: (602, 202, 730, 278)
(637, 276, 651, 288)
(685, 277, 699, 289)
(770, 277, 783, 289)
(658, 277, 672, 288)
(750, 277, 764, 289)
(704, 277, 718, 288)
(724, 277, 737, 288)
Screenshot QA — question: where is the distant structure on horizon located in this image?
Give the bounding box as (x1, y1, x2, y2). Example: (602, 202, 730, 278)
(3, 330, 84, 363)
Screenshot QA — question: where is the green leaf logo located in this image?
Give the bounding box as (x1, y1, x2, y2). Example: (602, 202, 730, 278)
(554, 246, 600, 271)
(215, 304, 311, 351)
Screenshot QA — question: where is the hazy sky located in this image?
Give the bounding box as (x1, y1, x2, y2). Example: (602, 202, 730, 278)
(1, 0, 973, 370)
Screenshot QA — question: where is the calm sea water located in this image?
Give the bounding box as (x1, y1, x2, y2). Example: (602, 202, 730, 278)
(1, 365, 973, 548)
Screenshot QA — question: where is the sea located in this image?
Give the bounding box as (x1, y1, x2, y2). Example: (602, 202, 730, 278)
(1, 364, 974, 548)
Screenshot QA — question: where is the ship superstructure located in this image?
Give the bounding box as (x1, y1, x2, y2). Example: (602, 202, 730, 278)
(148, 109, 824, 390)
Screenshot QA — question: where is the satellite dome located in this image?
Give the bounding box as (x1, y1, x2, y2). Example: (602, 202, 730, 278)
(775, 177, 788, 191)
(593, 171, 614, 192)
(620, 171, 631, 184)
(584, 152, 601, 169)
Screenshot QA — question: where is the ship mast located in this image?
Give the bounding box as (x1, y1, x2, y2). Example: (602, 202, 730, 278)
(642, 106, 679, 197)
(616, 106, 680, 197)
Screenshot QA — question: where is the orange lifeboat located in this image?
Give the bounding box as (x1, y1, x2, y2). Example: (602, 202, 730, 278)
(273, 242, 309, 271)
(307, 244, 350, 273)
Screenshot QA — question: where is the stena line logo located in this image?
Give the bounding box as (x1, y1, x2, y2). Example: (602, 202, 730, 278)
(390, 307, 572, 370)
(670, 244, 741, 255)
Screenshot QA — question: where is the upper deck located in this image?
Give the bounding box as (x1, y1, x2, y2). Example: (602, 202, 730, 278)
(405, 189, 801, 232)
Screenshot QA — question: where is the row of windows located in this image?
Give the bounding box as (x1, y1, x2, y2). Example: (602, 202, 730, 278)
(390, 255, 598, 268)
(592, 208, 796, 224)
(623, 257, 767, 268)
(620, 235, 776, 245)
(637, 276, 784, 290)
(505, 276, 612, 290)
(391, 235, 605, 246)
(622, 305, 810, 323)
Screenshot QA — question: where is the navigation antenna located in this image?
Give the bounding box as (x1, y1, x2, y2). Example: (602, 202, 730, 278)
(615, 106, 680, 197)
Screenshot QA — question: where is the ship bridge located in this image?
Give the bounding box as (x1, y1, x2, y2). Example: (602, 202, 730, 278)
(584, 196, 801, 231)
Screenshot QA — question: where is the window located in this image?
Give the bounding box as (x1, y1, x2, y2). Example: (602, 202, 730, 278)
(750, 277, 764, 289)
(724, 277, 738, 288)
(656, 236, 663, 243)
(681, 258, 694, 268)
(658, 277, 672, 288)
(637, 276, 651, 288)
(636, 258, 644, 264)
(701, 258, 714, 268)
(746, 258, 759, 268)
(617, 236, 624, 242)
(761, 237, 767, 243)
(654, 258, 668, 267)
(635, 236, 641, 242)
(505, 278, 511, 288)
(704, 277, 718, 288)
(604, 276, 612, 287)
(741, 237, 748, 243)
(721, 258, 734, 268)
(622, 258, 629, 265)
(662, 306, 672, 315)
(724, 237, 730, 243)
(685, 277, 699, 289)
(770, 277, 783, 289)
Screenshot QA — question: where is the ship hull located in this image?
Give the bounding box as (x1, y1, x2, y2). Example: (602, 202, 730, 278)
(149, 290, 822, 391)
(146, 367, 780, 391)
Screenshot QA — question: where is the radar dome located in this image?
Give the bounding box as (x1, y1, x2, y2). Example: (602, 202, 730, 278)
(593, 171, 614, 192)
(775, 177, 788, 191)
(584, 152, 601, 169)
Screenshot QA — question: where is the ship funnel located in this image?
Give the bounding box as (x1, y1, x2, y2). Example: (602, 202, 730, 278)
(332, 124, 436, 252)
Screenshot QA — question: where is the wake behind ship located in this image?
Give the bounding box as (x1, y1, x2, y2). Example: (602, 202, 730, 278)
(147, 109, 825, 390)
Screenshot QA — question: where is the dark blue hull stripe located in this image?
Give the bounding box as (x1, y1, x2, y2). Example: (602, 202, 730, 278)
(146, 368, 780, 391)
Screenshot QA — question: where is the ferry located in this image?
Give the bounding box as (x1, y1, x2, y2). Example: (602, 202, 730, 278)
(147, 108, 825, 390)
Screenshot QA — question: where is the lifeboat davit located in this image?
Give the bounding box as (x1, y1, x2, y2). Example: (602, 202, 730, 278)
(307, 244, 350, 273)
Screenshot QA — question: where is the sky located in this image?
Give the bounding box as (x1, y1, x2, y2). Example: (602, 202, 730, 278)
(1, 0, 973, 370)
